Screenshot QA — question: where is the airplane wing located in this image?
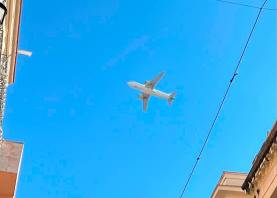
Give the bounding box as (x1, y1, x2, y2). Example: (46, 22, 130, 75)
(141, 93, 150, 112)
(145, 72, 165, 89)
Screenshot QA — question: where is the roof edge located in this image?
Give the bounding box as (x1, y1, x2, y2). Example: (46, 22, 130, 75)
(242, 121, 277, 192)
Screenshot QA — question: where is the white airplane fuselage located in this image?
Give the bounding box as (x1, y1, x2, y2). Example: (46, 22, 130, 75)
(128, 81, 170, 99)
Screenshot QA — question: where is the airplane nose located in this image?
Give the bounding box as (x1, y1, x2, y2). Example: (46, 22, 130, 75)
(128, 81, 137, 87)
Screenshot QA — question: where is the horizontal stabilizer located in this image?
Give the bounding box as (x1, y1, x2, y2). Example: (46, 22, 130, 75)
(168, 92, 176, 105)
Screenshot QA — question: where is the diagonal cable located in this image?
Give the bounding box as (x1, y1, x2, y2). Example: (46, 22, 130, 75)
(217, 0, 276, 11)
(178, 0, 269, 197)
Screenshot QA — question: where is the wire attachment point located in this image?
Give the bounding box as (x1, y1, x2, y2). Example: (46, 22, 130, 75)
(230, 72, 238, 82)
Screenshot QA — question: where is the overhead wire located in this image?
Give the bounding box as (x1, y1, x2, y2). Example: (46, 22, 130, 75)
(217, 0, 276, 11)
(178, 0, 269, 197)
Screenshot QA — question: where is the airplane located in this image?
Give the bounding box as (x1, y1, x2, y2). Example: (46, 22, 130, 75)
(127, 72, 176, 111)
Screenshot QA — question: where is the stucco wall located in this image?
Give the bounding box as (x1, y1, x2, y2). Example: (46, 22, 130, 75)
(250, 143, 277, 198)
(0, 141, 23, 198)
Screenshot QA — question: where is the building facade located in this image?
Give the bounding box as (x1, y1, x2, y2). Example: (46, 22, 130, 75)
(1, 0, 23, 84)
(0, 0, 23, 197)
(212, 122, 277, 198)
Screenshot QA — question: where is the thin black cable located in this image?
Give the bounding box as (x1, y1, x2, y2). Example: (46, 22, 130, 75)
(179, 0, 269, 197)
(217, 0, 276, 11)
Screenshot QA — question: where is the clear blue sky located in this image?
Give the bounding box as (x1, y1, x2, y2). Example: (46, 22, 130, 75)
(4, 0, 276, 197)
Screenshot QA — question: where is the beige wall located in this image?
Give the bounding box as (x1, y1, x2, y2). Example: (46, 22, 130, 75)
(0, 141, 23, 198)
(212, 122, 277, 198)
(0, 1, 23, 197)
(211, 172, 252, 198)
(212, 149, 277, 198)
(248, 143, 277, 198)
(1, 0, 22, 84)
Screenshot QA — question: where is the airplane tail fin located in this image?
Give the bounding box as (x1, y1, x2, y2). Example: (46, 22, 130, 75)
(168, 92, 176, 105)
